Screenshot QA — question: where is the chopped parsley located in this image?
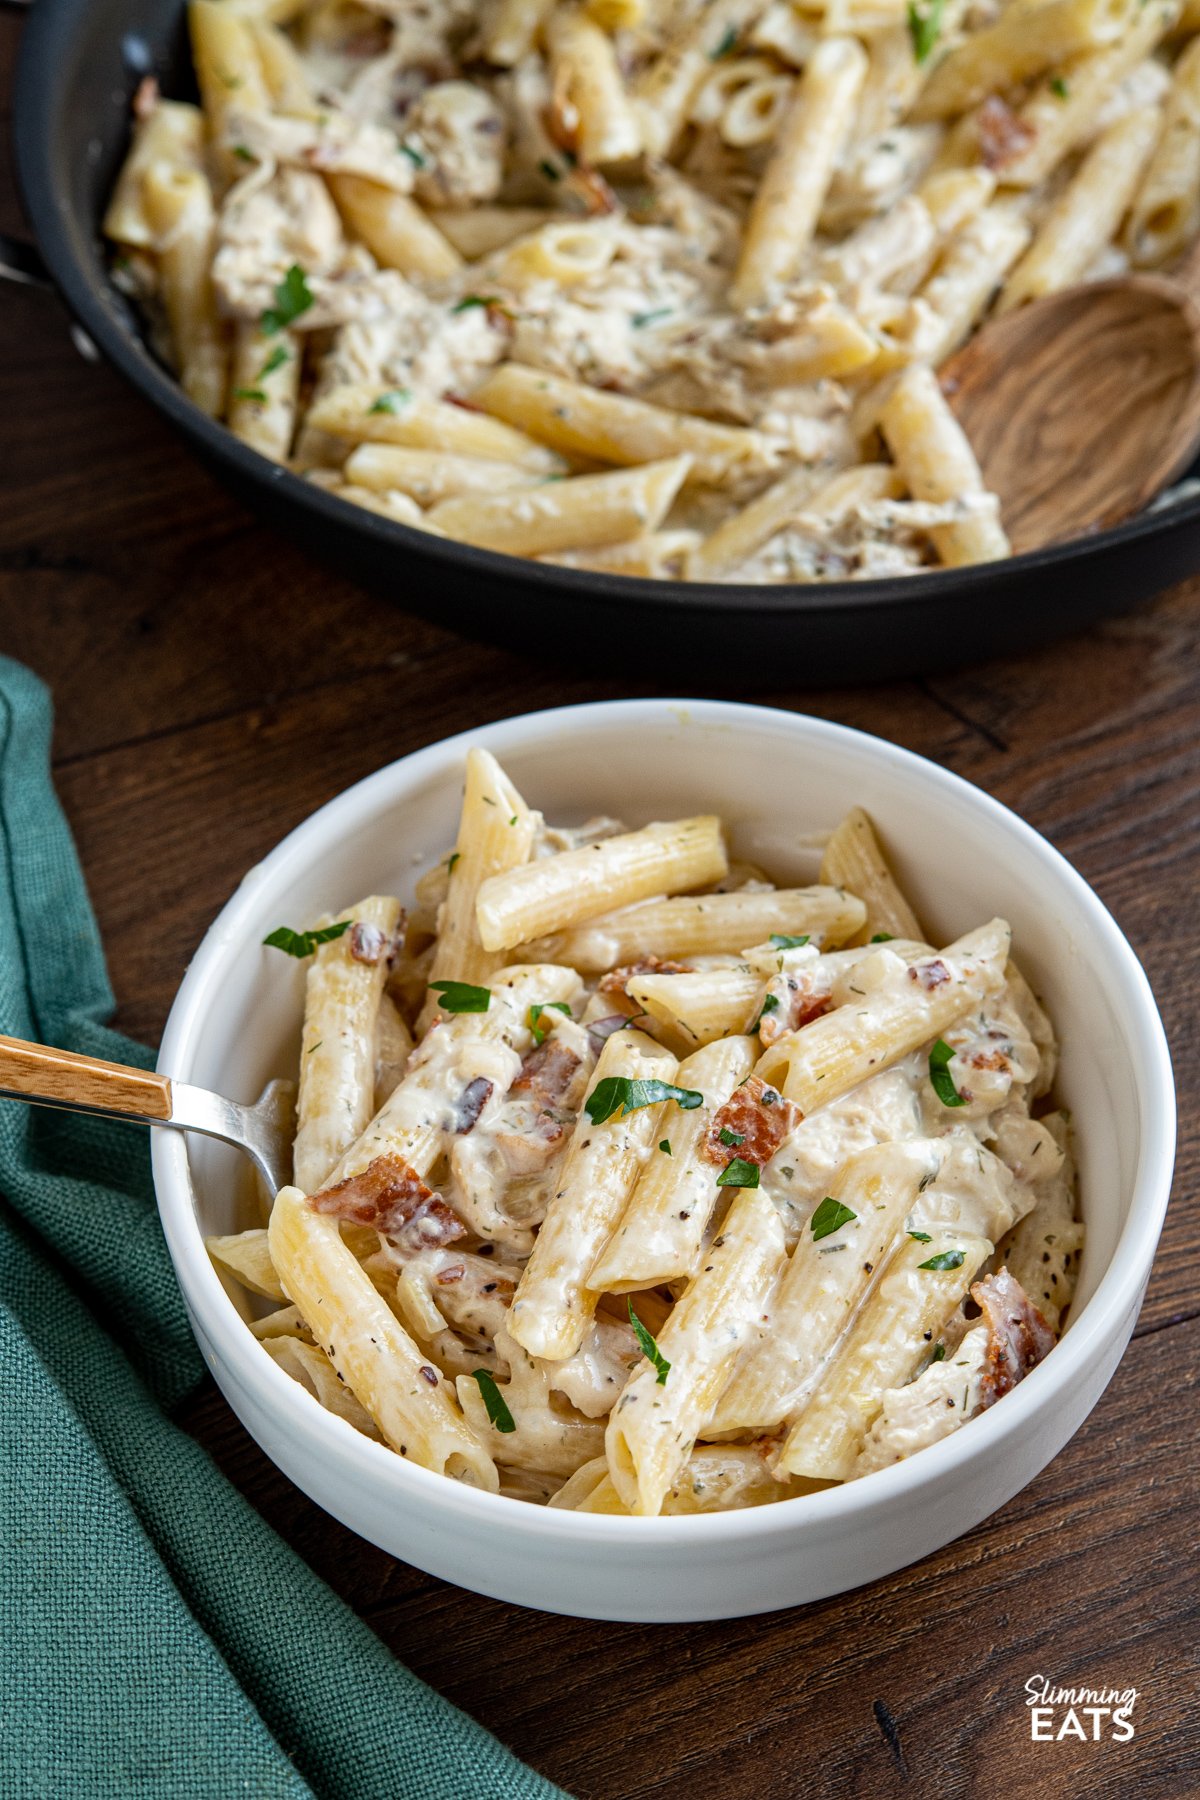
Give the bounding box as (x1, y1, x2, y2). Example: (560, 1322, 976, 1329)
(586, 1076, 704, 1125)
(232, 144, 255, 163)
(929, 1037, 965, 1108)
(446, 851, 461, 873)
(919, 1250, 966, 1272)
(718, 1126, 745, 1148)
(261, 264, 313, 335)
(659, 1139, 672, 1155)
(752, 992, 780, 1032)
(908, 1229, 932, 1243)
(907, 0, 945, 64)
(368, 388, 411, 416)
(259, 344, 290, 380)
(263, 921, 351, 958)
(539, 157, 562, 182)
(810, 1195, 857, 1241)
(710, 22, 739, 58)
(400, 142, 427, 168)
(716, 1157, 760, 1189)
(528, 1000, 571, 1046)
(472, 1369, 516, 1432)
(430, 979, 491, 1014)
(870, 932, 895, 943)
(931, 1343, 946, 1362)
(769, 933, 810, 951)
(233, 386, 267, 404)
(1050, 75, 1069, 99)
(453, 294, 500, 313)
(628, 1301, 670, 1385)
(632, 307, 673, 329)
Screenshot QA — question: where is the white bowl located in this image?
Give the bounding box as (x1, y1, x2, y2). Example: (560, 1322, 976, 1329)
(154, 700, 1176, 1622)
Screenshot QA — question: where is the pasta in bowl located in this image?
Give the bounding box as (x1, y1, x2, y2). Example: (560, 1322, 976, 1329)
(101, 0, 1200, 586)
(153, 702, 1174, 1617)
(209, 753, 1082, 1515)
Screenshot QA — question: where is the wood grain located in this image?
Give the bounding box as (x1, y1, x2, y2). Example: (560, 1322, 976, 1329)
(2, 13, 1198, 1796)
(942, 279, 1200, 554)
(0, 1033, 172, 1119)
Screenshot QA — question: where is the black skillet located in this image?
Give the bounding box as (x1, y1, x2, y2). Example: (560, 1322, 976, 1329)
(7, 0, 1200, 681)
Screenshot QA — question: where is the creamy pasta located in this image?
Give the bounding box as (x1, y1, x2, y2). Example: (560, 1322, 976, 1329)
(103, 0, 1195, 583)
(207, 748, 1083, 1514)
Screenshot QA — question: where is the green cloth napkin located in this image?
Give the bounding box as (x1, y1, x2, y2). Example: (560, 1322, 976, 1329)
(0, 657, 570, 1800)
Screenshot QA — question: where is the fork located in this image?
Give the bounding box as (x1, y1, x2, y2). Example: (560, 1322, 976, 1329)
(0, 1034, 295, 1193)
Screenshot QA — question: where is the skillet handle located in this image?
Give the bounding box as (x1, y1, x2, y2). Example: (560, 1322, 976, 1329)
(0, 232, 52, 292)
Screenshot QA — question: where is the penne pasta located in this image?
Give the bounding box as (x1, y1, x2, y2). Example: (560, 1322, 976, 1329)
(426, 456, 694, 557)
(522, 885, 866, 969)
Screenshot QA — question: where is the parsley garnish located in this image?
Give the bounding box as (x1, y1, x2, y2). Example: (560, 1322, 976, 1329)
(1050, 75, 1069, 98)
(870, 931, 895, 943)
(401, 142, 427, 168)
(263, 921, 351, 958)
(810, 1195, 857, 1241)
(753, 993, 780, 1032)
(261, 264, 313, 335)
(931, 1343, 946, 1362)
(430, 980, 491, 1014)
(908, 1229, 932, 1243)
(232, 144, 255, 163)
(259, 344, 289, 380)
(528, 1000, 571, 1046)
(718, 1126, 745, 1148)
(586, 1077, 704, 1125)
(233, 386, 267, 404)
(368, 388, 411, 416)
(659, 1139, 672, 1155)
(919, 1250, 966, 1271)
(453, 294, 499, 313)
(628, 1301, 670, 1385)
(539, 157, 562, 182)
(710, 22, 739, 57)
(907, 0, 945, 63)
(769, 933, 810, 951)
(716, 1157, 760, 1189)
(632, 307, 672, 329)
(446, 851, 461, 873)
(929, 1037, 965, 1108)
(472, 1369, 516, 1432)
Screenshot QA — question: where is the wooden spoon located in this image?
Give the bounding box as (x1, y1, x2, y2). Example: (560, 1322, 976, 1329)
(940, 243, 1200, 556)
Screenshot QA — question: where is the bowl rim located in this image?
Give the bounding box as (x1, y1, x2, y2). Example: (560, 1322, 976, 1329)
(153, 697, 1177, 1544)
(14, 0, 1200, 619)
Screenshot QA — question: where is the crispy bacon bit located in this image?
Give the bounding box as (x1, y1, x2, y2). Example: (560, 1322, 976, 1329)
(599, 955, 692, 996)
(758, 976, 833, 1046)
(976, 96, 1036, 172)
(452, 1075, 493, 1134)
(436, 1263, 466, 1284)
(972, 1268, 1055, 1408)
(308, 1153, 465, 1251)
(496, 1110, 565, 1175)
(419, 1364, 439, 1385)
(910, 958, 950, 990)
(705, 1075, 800, 1168)
(967, 1047, 1010, 1072)
(348, 920, 389, 965)
(511, 1037, 582, 1109)
(570, 164, 619, 216)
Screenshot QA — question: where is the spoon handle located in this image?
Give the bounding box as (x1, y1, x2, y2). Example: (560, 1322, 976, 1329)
(0, 1033, 173, 1124)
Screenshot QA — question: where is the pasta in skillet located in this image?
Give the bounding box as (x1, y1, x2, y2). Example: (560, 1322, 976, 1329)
(207, 748, 1083, 1513)
(104, 0, 1193, 583)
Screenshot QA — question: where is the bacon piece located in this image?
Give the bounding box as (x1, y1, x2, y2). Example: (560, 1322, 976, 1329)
(705, 1075, 799, 1168)
(976, 96, 1036, 172)
(348, 919, 394, 965)
(308, 1153, 465, 1251)
(972, 1268, 1055, 1409)
(758, 974, 833, 1046)
(511, 1037, 582, 1109)
(966, 1047, 1009, 1072)
(495, 1111, 565, 1176)
(452, 1075, 493, 1134)
(435, 1263, 466, 1284)
(599, 955, 692, 996)
(587, 1014, 630, 1054)
(909, 957, 950, 990)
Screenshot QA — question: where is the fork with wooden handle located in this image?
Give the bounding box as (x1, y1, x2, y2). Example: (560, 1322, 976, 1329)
(0, 1035, 295, 1192)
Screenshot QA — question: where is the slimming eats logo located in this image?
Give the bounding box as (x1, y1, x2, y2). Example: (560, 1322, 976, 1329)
(1025, 1675, 1137, 1741)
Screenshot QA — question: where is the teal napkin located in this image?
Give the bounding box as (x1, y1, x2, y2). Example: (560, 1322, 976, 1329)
(0, 658, 569, 1800)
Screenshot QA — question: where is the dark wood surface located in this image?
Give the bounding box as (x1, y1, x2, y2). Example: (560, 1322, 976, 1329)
(3, 17, 1198, 1795)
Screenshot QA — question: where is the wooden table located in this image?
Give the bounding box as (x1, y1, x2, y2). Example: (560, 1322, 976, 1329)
(3, 18, 1197, 1793)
